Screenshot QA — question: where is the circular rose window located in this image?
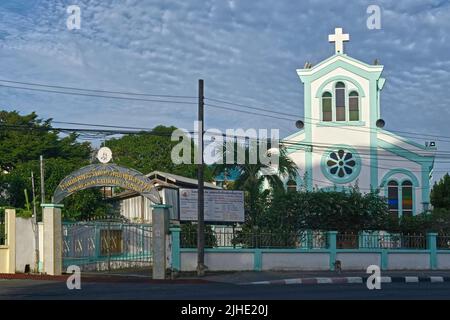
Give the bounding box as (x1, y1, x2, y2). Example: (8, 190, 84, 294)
(321, 146, 361, 184)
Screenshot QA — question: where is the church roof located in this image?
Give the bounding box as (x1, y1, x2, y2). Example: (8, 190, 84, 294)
(297, 53, 384, 82)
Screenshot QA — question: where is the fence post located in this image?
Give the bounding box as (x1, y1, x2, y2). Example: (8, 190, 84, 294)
(170, 226, 181, 272)
(328, 231, 338, 271)
(254, 249, 262, 272)
(381, 249, 388, 271)
(427, 233, 438, 270)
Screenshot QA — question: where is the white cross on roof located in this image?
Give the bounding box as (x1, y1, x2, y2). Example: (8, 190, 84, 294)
(328, 27, 350, 54)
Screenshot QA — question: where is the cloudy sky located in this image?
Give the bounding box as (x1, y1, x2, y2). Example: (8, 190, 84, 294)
(0, 0, 449, 178)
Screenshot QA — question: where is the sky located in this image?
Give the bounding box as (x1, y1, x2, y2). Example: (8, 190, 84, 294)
(0, 0, 449, 179)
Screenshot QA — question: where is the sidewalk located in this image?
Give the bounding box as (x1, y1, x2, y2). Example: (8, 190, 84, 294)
(0, 272, 209, 284)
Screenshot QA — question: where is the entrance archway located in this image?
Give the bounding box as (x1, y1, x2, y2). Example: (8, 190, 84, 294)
(42, 163, 169, 278)
(53, 163, 161, 204)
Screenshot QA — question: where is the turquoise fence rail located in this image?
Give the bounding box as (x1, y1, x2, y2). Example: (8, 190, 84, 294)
(180, 229, 430, 250)
(171, 229, 445, 272)
(181, 229, 329, 249)
(438, 234, 450, 250)
(338, 232, 427, 250)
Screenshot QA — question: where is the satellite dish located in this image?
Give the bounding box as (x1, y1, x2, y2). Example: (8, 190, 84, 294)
(295, 120, 305, 129)
(97, 147, 113, 164)
(376, 119, 385, 128)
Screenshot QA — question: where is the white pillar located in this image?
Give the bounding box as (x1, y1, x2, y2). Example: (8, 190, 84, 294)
(151, 204, 170, 280)
(4, 209, 16, 273)
(42, 204, 63, 276)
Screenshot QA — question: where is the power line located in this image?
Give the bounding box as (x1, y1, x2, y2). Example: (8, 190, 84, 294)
(0, 79, 196, 99)
(0, 77, 447, 141)
(4, 121, 450, 165)
(4, 121, 450, 160)
(52, 121, 155, 131)
(205, 103, 296, 122)
(206, 97, 300, 118)
(206, 97, 450, 142)
(0, 84, 197, 105)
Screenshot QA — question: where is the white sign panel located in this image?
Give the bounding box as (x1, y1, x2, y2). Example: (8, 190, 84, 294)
(179, 189, 244, 223)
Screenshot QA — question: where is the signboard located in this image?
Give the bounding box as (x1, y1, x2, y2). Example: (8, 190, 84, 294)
(179, 189, 244, 223)
(53, 164, 161, 204)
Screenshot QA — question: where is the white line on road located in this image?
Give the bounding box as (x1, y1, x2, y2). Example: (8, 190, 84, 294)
(347, 277, 363, 283)
(430, 276, 444, 283)
(405, 277, 419, 283)
(285, 279, 302, 285)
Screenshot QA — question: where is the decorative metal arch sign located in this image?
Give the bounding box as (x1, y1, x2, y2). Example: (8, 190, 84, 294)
(53, 164, 161, 204)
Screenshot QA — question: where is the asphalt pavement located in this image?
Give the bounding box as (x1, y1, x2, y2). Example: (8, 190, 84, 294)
(1, 276, 450, 300)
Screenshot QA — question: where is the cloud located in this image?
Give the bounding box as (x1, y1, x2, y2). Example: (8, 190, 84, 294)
(0, 0, 449, 178)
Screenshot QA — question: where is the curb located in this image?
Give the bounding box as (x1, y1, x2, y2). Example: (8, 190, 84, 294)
(0, 273, 210, 284)
(243, 276, 450, 286)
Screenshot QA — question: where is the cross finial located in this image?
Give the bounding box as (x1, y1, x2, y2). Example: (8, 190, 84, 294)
(328, 27, 350, 54)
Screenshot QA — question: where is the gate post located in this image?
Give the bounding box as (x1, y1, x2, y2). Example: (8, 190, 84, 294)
(328, 231, 338, 271)
(170, 226, 181, 273)
(151, 204, 171, 280)
(41, 204, 63, 276)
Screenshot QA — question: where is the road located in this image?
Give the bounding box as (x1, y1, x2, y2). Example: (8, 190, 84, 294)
(1, 279, 450, 300)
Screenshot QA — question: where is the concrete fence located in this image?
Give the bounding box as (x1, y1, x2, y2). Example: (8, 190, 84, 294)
(169, 228, 450, 272)
(0, 209, 39, 274)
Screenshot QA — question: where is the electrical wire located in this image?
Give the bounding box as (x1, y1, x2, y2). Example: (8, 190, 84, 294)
(0, 79, 196, 99)
(0, 84, 197, 105)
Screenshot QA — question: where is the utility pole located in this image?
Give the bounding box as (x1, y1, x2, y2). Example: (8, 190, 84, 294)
(40, 155, 45, 204)
(31, 172, 39, 273)
(197, 79, 206, 276)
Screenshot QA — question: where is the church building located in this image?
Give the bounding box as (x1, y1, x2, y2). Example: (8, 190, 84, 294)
(284, 28, 436, 217)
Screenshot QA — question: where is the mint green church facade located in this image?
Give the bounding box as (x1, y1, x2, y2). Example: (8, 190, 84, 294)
(284, 28, 436, 217)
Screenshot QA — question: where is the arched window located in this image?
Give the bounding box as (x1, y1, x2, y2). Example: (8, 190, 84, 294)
(402, 180, 413, 217)
(387, 181, 399, 217)
(349, 91, 359, 121)
(287, 179, 297, 192)
(322, 92, 332, 122)
(335, 82, 346, 121)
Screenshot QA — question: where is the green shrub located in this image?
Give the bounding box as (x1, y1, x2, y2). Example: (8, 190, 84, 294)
(180, 223, 217, 248)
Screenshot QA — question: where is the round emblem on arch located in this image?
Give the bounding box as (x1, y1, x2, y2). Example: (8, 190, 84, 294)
(321, 145, 361, 184)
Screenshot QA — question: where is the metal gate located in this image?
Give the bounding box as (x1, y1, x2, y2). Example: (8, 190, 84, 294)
(62, 217, 152, 272)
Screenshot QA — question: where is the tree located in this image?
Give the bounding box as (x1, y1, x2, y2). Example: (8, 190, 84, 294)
(106, 125, 213, 180)
(431, 173, 450, 209)
(0, 158, 108, 220)
(0, 110, 90, 172)
(0, 110, 102, 220)
(213, 142, 297, 228)
(262, 188, 390, 233)
(0, 111, 215, 220)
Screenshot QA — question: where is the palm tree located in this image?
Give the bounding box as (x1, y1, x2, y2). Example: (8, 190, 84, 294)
(213, 141, 297, 227)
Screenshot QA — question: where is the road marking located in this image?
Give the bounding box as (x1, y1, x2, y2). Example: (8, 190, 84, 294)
(405, 277, 419, 283)
(347, 277, 363, 284)
(430, 276, 444, 283)
(316, 278, 332, 284)
(285, 278, 302, 285)
(243, 275, 449, 286)
(251, 281, 271, 285)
